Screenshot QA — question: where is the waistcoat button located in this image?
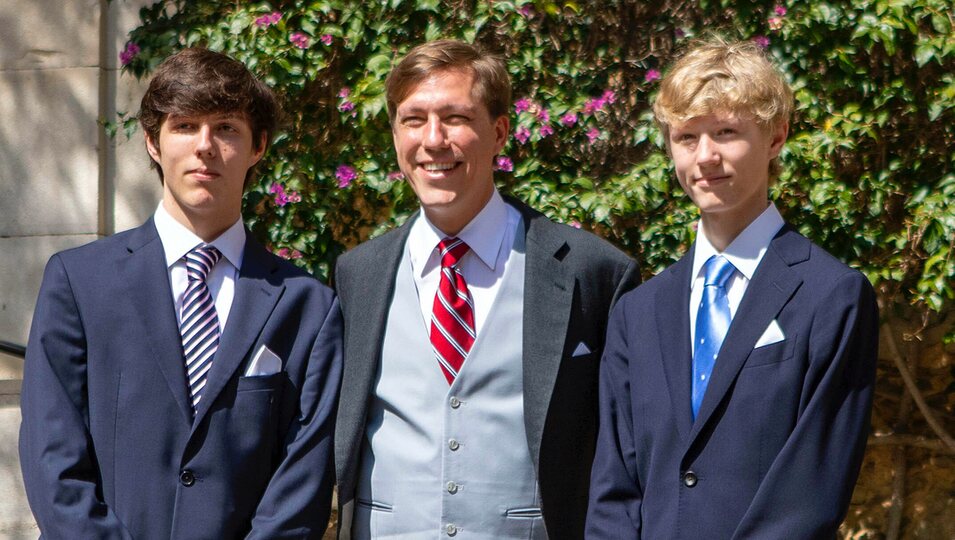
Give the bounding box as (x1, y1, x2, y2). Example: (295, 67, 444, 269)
(445, 523, 457, 536)
(447, 481, 458, 494)
(448, 438, 460, 451)
(449, 396, 461, 409)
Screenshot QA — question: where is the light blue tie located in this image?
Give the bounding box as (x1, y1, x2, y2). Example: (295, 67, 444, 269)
(692, 255, 736, 419)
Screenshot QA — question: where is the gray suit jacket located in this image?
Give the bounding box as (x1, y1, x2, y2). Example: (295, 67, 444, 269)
(333, 197, 640, 539)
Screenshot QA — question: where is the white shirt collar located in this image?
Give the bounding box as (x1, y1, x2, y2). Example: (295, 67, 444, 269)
(153, 203, 246, 270)
(409, 189, 509, 276)
(691, 202, 784, 287)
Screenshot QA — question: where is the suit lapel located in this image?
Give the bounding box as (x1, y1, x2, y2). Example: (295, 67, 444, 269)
(654, 251, 695, 441)
(687, 226, 806, 446)
(340, 220, 411, 457)
(515, 202, 575, 465)
(192, 234, 284, 427)
(122, 219, 194, 423)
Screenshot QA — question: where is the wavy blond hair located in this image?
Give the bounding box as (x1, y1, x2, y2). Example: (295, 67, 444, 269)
(653, 37, 793, 179)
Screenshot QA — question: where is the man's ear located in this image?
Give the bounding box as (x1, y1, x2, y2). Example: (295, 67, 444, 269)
(493, 115, 510, 154)
(768, 121, 789, 159)
(251, 132, 268, 165)
(145, 133, 161, 164)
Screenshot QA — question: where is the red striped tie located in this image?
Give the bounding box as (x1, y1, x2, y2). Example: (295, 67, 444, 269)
(430, 238, 476, 385)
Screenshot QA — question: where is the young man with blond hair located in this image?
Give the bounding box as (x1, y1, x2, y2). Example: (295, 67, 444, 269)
(586, 38, 878, 538)
(334, 39, 639, 539)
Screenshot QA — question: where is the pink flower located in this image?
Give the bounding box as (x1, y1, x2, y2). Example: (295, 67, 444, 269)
(560, 113, 578, 127)
(768, 16, 783, 30)
(270, 183, 300, 206)
(536, 108, 550, 123)
(320, 34, 333, 46)
(586, 127, 602, 143)
(675, 28, 686, 38)
(570, 221, 582, 229)
(514, 98, 532, 114)
(582, 98, 603, 115)
(290, 32, 310, 49)
(495, 156, 514, 172)
(338, 87, 351, 98)
(774, 5, 787, 16)
(275, 248, 303, 260)
(386, 171, 405, 181)
(645, 69, 662, 83)
(255, 11, 282, 28)
(514, 125, 531, 144)
(335, 165, 358, 188)
(601, 90, 617, 105)
(338, 100, 355, 113)
(538, 124, 554, 138)
(119, 42, 140, 66)
(753, 35, 770, 48)
(518, 5, 534, 18)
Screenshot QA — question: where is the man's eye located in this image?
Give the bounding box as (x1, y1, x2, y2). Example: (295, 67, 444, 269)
(402, 117, 425, 127)
(445, 115, 470, 124)
(717, 128, 736, 136)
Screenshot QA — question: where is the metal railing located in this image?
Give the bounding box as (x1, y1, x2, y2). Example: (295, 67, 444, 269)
(0, 340, 26, 358)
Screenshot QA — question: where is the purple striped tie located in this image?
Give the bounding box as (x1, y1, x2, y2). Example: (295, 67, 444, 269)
(180, 244, 222, 414)
(430, 238, 476, 385)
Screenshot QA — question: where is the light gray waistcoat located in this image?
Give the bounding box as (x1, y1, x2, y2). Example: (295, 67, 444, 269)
(354, 227, 545, 539)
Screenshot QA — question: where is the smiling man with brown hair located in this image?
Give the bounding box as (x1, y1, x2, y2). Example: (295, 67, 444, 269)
(333, 39, 640, 539)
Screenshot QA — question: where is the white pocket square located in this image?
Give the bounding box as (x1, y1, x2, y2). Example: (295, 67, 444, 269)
(572, 341, 592, 357)
(754, 319, 786, 348)
(244, 344, 282, 377)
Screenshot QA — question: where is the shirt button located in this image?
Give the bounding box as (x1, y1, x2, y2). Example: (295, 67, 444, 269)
(682, 471, 698, 488)
(179, 470, 195, 487)
(445, 523, 458, 536)
(446, 481, 458, 494)
(449, 396, 461, 409)
(448, 438, 460, 451)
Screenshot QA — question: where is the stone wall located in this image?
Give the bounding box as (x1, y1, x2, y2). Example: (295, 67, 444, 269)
(0, 0, 159, 535)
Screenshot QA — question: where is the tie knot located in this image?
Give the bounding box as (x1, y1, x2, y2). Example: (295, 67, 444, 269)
(185, 244, 221, 282)
(703, 255, 735, 288)
(437, 237, 470, 269)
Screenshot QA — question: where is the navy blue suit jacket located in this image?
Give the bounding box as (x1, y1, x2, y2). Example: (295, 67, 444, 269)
(19, 219, 342, 539)
(587, 224, 878, 539)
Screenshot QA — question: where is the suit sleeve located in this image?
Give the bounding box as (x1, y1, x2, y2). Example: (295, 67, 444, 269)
(18, 255, 133, 539)
(586, 297, 643, 538)
(732, 271, 879, 539)
(246, 295, 343, 539)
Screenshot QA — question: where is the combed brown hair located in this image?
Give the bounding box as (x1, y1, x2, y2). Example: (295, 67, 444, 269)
(385, 39, 511, 123)
(653, 37, 793, 180)
(138, 47, 279, 187)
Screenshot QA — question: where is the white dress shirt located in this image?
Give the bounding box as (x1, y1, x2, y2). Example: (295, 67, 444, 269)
(689, 203, 785, 354)
(407, 189, 521, 336)
(153, 203, 245, 331)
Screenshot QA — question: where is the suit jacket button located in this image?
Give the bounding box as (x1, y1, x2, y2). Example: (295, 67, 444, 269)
(445, 523, 458, 536)
(682, 471, 698, 488)
(180, 470, 196, 487)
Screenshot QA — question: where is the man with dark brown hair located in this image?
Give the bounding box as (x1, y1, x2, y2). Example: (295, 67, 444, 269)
(20, 47, 342, 539)
(334, 39, 639, 539)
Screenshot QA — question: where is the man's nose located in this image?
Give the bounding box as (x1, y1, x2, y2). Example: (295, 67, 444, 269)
(422, 117, 448, 149)
(195, 124, 215, 156)
(696, 135, 720, 166)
